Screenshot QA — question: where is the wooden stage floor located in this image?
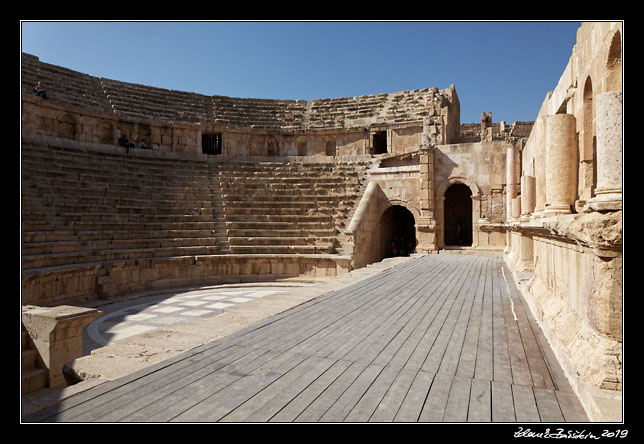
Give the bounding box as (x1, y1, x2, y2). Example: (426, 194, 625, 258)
(24, 254, 589, 423)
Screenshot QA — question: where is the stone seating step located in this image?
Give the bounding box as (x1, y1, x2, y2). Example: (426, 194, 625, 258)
(22, 186, 216, 207)
(228, 244, 335, 255)
(221, 206, 346, 217)
(24, 173, 212, 194)
(224, 221, 332, 230)
(226, 228, 335, 238)
(22, 154, 210, 179)
(223, 214, 333, 223)
(22, 217, 217, 232)
(21, 201, 216, 217)
(22, 246, 221, 269)
(22, 159, 210, 183)
(220, 183, 357, 193)
(23, 228, 218, 243)
(227, 236, 335, 246)
(24, 185, 214, 202)
(53, 212, 215, 223)
(22, 236, 221, 256)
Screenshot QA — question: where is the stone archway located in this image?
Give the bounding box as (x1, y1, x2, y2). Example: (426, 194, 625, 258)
(379, 204, 417, 259)
(444, 184, 472, 246)
(436, 177, 482, 248)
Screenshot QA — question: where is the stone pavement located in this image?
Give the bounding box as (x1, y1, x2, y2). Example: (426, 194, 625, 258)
(81, 284, 298, 355)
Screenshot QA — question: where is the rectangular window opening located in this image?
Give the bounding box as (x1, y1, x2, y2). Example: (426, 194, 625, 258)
(373, 130, 387, 154)
(202, 133, 222, 155)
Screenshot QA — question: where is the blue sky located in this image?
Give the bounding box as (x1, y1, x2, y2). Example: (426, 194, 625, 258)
(21, 21, 582, 124)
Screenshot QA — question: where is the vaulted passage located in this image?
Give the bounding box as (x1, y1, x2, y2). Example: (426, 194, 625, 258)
(444, 184, 472, 246)
(380, 205, 416, 259)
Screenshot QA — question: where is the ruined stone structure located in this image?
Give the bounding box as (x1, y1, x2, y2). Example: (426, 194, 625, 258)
(504, 22, 623, 421)
(21, 22, 622, 421)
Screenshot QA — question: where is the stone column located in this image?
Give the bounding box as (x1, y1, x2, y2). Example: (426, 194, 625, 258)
(544, 114, 578, 216)
(506, 143, 518, 220)
(533, 117, 547, 218)
(417, 120, 438, 251)
(520, 175, 536, 221)
(587, 91, 622, 211)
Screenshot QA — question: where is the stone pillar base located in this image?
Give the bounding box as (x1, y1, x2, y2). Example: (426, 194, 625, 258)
(22, 305, 103, 388)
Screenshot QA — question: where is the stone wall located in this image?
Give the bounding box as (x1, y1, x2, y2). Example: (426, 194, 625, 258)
(22, 53, 460, 158)
(505, 22, 622, 421)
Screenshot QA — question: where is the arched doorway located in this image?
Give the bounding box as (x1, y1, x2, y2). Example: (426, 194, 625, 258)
(380, 205, 417, 258)
(444, 183, 472, 246)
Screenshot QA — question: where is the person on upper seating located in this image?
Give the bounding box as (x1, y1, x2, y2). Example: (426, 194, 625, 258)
(34, 81, 47, 98)
(136, 140, 151, 150)
(118, 134, 130, 148)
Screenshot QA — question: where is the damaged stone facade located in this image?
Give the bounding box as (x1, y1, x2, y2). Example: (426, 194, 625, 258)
(504, 22, 623, 421)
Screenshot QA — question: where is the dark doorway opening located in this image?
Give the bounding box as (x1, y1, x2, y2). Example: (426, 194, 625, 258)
(373, 131, 388, 154)
(444, 183, 472, 246)
(380, 205, 416, 259)
(202, 133, 222, 155)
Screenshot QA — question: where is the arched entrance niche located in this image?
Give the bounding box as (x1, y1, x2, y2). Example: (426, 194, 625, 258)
(444, 184, 472, 246)
(379, 203, 417, 260)
(436, 177, 481, 248)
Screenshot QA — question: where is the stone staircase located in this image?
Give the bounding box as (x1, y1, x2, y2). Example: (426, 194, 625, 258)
(21, 143, 221, 270)
(22, 326, 47, 394)
(214, 159, 371, 256)
(22, 143, 372, 272)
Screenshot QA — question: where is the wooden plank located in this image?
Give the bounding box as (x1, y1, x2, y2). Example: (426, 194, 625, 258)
(512, 384, 541, 422)
(533, 387, 565, 422)
(123, 348, 278, 422)
(344, 366, 402, 422)
(369, 259, 458, 368)
(394, 370, 435, 422)
(320, 272, 429, 361)
(44, 344, 252, 422)
(468, 379, 491, 422)
(368, 368, 417, 422)
(294, 360, 370, 422)
(491, 261, 513, 383)
(220, 355, 337, 422)
(340, 259, 450, 365)
(421, 256, 481, 374)
(474, 256, 494, 382)
(456, 257, 488, 379)
(405, 261, 472, 370)
(170, 350, 309, 422)
(511, 275, 575, 393)
(507, 270, 556, 390)
(227, 262, 413, 353)
(84, 345, 258, 422)
(320, 364, 384, 422)
(23, 339, 237, 422)
(437, 255, 484, 376)
(491, 381, 516, 422)
(442, 376, 472, 422)
(418, 372, 453, 422)
(272, 259, 432, 358)
(269, 359, 353, 422)
(497, 263, 534, 387)
(555, 391, 590, 422)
